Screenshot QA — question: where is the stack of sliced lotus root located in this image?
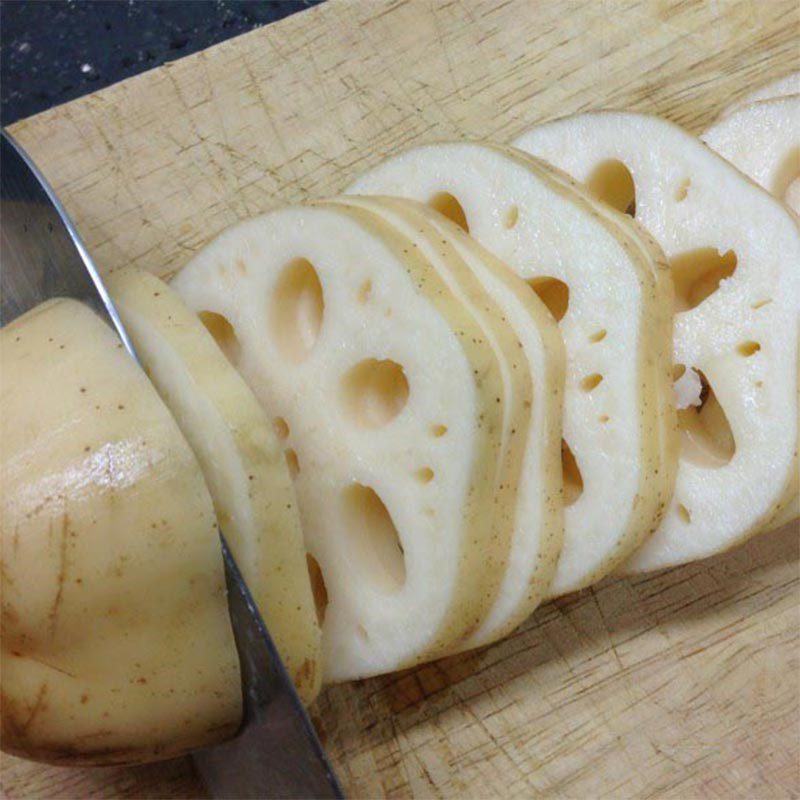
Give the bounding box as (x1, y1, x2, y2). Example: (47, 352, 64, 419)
(144, 74, 796, 683)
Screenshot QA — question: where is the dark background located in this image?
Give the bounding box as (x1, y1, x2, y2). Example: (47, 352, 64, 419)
(0, 0, 323, 125)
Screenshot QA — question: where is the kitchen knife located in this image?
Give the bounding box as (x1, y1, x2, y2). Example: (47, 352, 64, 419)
(0, 129, 344, 800)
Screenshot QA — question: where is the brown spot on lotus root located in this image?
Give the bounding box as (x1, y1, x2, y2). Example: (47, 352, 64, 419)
(580, 373, 604, 392)
(589, 329, 607, 343)
(416, 467, 434, 484)
(306, 554, 328, 626)
(503, 205, 519, 229)
(737, 341, 760, 357)
(273, 417, 290, 440)
(285, 448, 300, 479)
(357, 279, 372, 304)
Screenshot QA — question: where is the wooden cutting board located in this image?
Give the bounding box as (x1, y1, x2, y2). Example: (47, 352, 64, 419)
(3, 1, 799, 797)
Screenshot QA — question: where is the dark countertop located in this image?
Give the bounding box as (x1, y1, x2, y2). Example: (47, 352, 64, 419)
(0, 0, 323, 126)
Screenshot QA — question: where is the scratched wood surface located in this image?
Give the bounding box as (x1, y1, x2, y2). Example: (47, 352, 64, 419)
(3, 0, 800, 797)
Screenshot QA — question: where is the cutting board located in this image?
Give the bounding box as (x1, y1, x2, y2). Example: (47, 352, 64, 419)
(3, 0, 799, 797)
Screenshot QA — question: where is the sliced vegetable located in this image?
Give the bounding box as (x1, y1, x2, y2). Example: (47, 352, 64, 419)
(516, 111, 800, 570)
(172, 204, 511, 680)
(0, 299, 241, 765)
(349, 142, 677, 595)
(337, 195, 565, 647)
(108, 268, 322, 703)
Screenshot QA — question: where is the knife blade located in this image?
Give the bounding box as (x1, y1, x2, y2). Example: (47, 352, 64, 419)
(0, 129, 344, 800)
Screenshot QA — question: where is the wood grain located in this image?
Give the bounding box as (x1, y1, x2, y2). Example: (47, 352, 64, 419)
(3, 0, 799, 797)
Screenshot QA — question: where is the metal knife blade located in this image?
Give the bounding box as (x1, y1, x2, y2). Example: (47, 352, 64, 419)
(0, 130, 344, 800)
(197, 538, 343, 799)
